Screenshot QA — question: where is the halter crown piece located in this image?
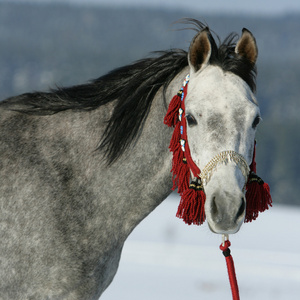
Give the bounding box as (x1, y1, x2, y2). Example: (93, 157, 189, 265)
(164, 75, 272, 225)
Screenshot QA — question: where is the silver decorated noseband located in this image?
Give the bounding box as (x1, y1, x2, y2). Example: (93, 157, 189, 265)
(199, 150, 250, 187)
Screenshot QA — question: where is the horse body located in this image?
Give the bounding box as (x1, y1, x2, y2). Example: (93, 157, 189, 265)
(0, 20, 261, 299)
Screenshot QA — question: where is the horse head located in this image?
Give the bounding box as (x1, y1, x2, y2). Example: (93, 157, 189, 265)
(185, 28, 260, 234)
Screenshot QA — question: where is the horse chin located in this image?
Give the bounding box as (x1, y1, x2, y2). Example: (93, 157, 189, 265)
(206, 219, 244, 235)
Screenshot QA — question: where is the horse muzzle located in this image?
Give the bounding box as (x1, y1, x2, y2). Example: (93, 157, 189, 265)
(200, 151, 249, 234)
(205, 187, 246, 234)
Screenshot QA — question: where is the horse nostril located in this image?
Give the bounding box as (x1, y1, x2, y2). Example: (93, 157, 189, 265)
(210, 196, 220, 221)
(236, 198, 245, 221)
(211, 197, 218, 215)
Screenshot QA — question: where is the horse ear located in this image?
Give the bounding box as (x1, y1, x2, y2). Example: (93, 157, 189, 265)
(188, 28, 212, 73)
(235, 28, 258, 64)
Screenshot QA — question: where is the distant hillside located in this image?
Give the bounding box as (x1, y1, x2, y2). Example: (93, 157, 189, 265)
(0, 2, 299, 205)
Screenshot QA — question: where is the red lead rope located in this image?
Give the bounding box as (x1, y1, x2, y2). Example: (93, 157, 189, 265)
(220, 236, 240, 300)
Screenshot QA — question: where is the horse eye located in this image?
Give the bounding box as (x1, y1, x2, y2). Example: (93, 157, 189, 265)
(252, 115, 261, 129)
(186, 114, 197, 127)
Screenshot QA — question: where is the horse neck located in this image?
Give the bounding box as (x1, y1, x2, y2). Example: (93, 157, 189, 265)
(100, 68, 189, 237)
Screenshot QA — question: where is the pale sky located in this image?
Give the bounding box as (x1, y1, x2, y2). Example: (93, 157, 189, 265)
(3, 0, 300, 15)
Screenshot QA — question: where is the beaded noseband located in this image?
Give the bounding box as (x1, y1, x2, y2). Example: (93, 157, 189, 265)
(199, 150, 250, 187)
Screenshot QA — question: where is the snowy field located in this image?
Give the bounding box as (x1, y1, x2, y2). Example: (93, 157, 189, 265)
(102, 193, 300, 300)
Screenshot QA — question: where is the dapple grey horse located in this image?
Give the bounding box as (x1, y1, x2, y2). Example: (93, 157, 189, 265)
(0, 20, 260, 299)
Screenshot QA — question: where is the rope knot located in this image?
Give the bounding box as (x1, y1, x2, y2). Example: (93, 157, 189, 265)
(219, 240, 231, 251)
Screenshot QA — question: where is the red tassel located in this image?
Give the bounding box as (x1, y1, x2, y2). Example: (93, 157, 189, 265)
(245, 172, 272, 222)
(245, 141, 272, 222)
(169, 122, 181, 153)
(170, 153, 190, 192)
(249, 141, 257, 173)
(176, 179, 206, 225)
(177, 159, 190, 194)
(164, 92, 182, 127)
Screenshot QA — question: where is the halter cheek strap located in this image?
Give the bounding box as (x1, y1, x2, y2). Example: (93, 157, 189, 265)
(177, 75, 201, 178)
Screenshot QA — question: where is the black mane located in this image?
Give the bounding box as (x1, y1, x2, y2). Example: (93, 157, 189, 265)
(1, 19, 257, 164)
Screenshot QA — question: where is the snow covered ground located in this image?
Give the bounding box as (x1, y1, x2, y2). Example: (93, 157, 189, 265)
(101, 194, 300, 300)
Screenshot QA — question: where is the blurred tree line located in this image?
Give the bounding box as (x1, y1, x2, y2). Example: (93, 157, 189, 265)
(0, 2, 299, 205)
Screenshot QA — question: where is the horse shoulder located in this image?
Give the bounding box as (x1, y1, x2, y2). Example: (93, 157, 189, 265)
(0, 106, 122, 298)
